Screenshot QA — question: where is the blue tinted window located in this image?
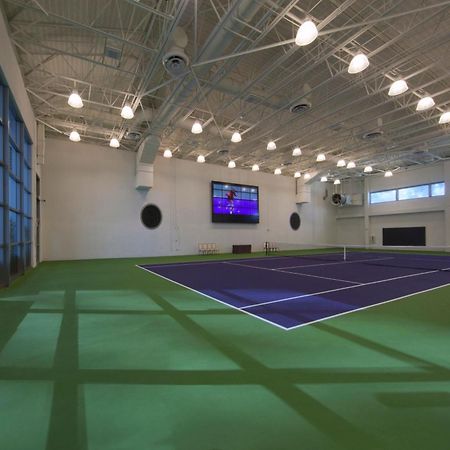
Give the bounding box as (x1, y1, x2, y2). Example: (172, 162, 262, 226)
(431, 182, 445, 197)
(398, 184, 429, 200)
(370, 190, 396, 204)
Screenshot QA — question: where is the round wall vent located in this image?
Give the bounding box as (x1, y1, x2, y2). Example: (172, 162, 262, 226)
(141, 204, 162, 229)
(290, 213, 301, 230)
(290, 102, 312, 114)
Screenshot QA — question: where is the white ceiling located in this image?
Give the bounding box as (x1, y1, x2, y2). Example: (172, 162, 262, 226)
(2, 0, 450, 180)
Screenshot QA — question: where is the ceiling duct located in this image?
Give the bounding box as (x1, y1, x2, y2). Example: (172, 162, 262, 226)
(137, 0, 264, 164)
(163, 27, 189, 77)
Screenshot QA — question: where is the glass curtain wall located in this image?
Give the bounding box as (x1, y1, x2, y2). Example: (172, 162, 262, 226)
(0, 80, 33, 287)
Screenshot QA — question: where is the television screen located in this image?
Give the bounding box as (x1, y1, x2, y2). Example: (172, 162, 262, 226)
(211, 181, 259, 223)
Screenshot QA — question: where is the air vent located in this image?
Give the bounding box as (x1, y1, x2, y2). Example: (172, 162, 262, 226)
(124, 130, 142, 141)
(163, 49, 189, 77)
(290, 102, 312, 114)
(362, 130, 383, 140)
(217, 148, 229, 155)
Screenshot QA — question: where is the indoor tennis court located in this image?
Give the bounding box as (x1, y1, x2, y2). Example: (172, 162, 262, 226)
(1, 1, 450, 450)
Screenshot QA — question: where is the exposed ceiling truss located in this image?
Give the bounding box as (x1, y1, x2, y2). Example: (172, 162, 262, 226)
(1, 0, 450, 180)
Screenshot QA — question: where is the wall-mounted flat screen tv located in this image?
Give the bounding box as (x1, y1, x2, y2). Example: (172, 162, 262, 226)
(211, 181, 259, 224)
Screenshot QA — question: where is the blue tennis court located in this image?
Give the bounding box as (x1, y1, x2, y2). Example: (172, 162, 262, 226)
(138, 251, 450, 330)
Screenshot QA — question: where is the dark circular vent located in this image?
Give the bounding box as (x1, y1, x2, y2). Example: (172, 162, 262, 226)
(362, 130, 383, 140)
(290, 102, 311, 114)
(290, 212, 301, 231)
(141, 204, 162, 229)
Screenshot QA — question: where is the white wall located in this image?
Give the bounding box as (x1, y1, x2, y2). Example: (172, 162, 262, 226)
(0, 8, 38, 266)
(333, 163, 449, 248)
(41, 139, 336, 261)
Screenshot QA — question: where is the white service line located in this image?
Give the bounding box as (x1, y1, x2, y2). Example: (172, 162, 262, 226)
(285, 282, 450, 331)
(222, 261, 361, 285)
(274, 256, 396, 270)
(135, 265, 289, 330)
(241, 267, 446, 310)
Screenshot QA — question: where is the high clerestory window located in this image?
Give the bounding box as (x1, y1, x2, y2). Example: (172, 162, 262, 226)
(369, 182, 445, 204)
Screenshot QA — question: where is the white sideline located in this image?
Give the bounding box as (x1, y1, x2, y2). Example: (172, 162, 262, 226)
(241, 267, 450, 310)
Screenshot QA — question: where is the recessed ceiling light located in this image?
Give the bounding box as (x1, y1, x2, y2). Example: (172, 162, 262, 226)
(388, 79, 408, 96)
(69, 130, 80, 142)
(334, 179, 341, 185)
(364, 165, 373, 173)
(292, 147, 302, 156)
(295, 20, 318, 46)
(348, 53, 369, 74)
(121, 103, 134, 119)
(384, 170, 393, 177)
(163, 149, 172, 158)
(228, 160, 236, 168)
(231, 131, 242, 143)
(197, 154, 205, 163)
(439, 111, 450, 124)
(320, 176, 328, 182)
(337, 159, 346, 167)
(316, 153, 326, 162)
(274, 168, 282, 175)
(347, 161, 356, 169)
(191, 120, 203, 134)
(68, 90, 83, 108)
(267, 141, 277, 151)
(416, 96, 435, 111)
(109, 137, 120, 148)
(294, 171, 301, 178)
(251, 164, 259, 172)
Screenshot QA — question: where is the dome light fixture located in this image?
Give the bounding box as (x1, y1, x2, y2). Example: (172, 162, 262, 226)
(295, 20, 318, 46)
(231, 131, 242, 143)
(121, 103, 134, 119)
(438, 111, 450, 124)
(251, 164, 260, 172)
(69, 130, 80, 142)
(267, 140, 277, 151)
(163, 149, 173, 158)
(197, 154, 205, 163)
(320, 176, 328, 182)
(388, 79, 408, 96)
(364, 165, 373, 173)
(348, 53, 369, 74)
(292, 146, 302, 156)
(347, 161, 356, 169)
(334, 179, 341, 185)
(228, 160, 236, 169)
(384, 170, 393, 178)
(191, 120, 203, 134)
(337, 159, 346, 167)
(68, 90, 83, 108)
(303, 173, 311, 180)
(416, 96, 435, 111)
(294, 171, 301, 178)
(274, 168, 282, 175)
(109, 137, 120, 148)
(316, 153, 326, 162)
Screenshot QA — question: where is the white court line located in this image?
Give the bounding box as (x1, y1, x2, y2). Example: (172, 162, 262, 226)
(274, 256, 395, 270)
(223, 261, 362, 285)
(135, 265, 289, 330)
(241, 267, 450, 310)
(285, 282, 450, 331)
(143, 255, 290, 269)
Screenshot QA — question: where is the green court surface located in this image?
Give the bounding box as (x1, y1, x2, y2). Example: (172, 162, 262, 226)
(0, 256, 449, 450)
